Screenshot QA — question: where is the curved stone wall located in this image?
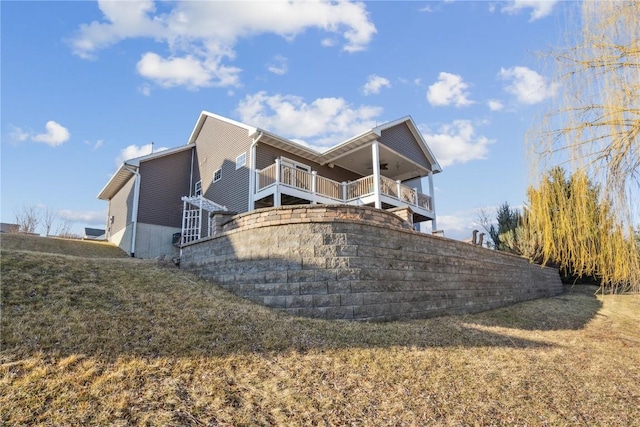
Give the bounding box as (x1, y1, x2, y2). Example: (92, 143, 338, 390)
(180, 205, 563, 321)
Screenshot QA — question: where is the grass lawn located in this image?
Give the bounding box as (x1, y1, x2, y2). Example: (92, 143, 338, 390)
(1, 235, 639, 426)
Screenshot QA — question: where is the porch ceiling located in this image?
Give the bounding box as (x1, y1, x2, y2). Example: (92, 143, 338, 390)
(256, 131, 428, 181)
(330, 144, 431, 181)
(258, 131, 324, 164)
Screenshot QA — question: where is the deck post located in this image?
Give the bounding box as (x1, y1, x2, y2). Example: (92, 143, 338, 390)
(371, 140, 381, 209)
(396, 180, 402, 200)
(274, 158, 281, 207)
(428, 170, 437, 231)
(342, 181, 347, 201)
(311, 171, 317, 204)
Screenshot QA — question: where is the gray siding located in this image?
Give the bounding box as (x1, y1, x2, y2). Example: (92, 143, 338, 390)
(379, 123, 431, 170)
(138, 149, 193, 227)
(256, 144, 360, 183)
(107, 175, 135, 238)
(195, 117, 253, 213)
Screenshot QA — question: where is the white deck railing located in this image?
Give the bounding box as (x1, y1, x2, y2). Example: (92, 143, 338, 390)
(316, 174, 342, 200)
(255, 161, 433, 212)
(346, 175, 374, 200)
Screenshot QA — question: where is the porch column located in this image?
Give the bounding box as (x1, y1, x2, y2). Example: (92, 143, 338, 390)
(274, 158, 281, 207)
(428, 170, 437, 231)
(371, 140, 381, 209)
(311, 171, 317, 204)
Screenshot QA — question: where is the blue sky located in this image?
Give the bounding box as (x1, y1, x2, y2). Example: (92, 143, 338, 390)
(1, 0, 571, 240)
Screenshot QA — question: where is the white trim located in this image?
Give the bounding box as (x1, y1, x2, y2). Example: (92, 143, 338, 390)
(213, 168, 222, 183)
(248, 132, 262, 211)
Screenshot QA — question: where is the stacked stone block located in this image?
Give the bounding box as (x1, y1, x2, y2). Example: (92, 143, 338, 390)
(181, 205, 563, 321)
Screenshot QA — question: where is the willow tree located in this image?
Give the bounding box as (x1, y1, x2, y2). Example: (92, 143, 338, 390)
(527, 0, 640, 293)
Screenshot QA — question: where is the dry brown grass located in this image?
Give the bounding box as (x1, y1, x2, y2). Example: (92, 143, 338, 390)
(1, 236, 639, 426)
(1, 233, 127, 258)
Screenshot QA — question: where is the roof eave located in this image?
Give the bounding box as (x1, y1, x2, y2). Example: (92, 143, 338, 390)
(97, 163, 135, 200)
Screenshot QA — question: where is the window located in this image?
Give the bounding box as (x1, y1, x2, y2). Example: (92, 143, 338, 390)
(236, 152, 247, 170)
(213, 168, 222, 183)
(281, 157, 311, 172)
(194, 180, 202, 196)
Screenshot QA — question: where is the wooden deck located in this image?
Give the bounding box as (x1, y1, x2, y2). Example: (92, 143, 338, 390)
(254, 161, 434, 221)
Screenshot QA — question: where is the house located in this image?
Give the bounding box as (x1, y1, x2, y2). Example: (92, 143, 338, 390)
(98, 111, 442, 258)
(0, 223, 19, 233)
(83, 227, 106, 240)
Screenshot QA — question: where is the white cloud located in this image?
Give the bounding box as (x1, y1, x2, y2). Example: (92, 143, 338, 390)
(363, 74, 391, 95)
(9, 125, 29, 142)
(71, 0, 376, 89)
(427, 72, 474, 107)
(139, 84, 151, 96)
(502, 0, 558, 21)
(11, 121, 70, 147)
(437, 214, 475, 234)
(84, 139, 104, 150)
(136, 52, 241, 89)
(115, 143, 168, 165)
(487, 99, 504, 111)
(267, 55, 288, 75)
(58, 209, 106, 224)
(499, 66, 558, 104)
(236, 91, 383, 151)
(420, 120, 495, 167)
(436, 208, 486, 241)
(321, 38, 337, 48)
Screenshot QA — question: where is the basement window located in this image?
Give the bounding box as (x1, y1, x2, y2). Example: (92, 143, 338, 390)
(213, 168, 222, 183)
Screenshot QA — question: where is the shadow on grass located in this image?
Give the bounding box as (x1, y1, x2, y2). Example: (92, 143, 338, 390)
(1, 250, 602, 362)
(465, 284, 602, 331)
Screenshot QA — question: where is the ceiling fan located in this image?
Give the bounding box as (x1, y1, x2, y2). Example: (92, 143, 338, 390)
(366, 162, 389, 170)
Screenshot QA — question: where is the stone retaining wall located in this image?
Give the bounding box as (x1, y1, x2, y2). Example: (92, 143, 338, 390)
(180, 205, 562, 321)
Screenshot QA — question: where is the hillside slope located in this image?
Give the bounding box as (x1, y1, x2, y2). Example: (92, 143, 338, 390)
(1, 236, 639, 426)
(1, 234, 127, 258)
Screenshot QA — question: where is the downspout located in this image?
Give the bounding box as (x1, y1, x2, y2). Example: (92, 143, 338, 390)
(248, 131, 263, 211)
(124, 165, 141, 257)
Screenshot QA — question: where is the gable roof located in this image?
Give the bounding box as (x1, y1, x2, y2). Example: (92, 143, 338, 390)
(84, 227, 105, 237)
(97, 144, 193, 200)
(188, 111, 257, 144)
(0, 223, 19, 233)
(190, 111, 442, 174)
